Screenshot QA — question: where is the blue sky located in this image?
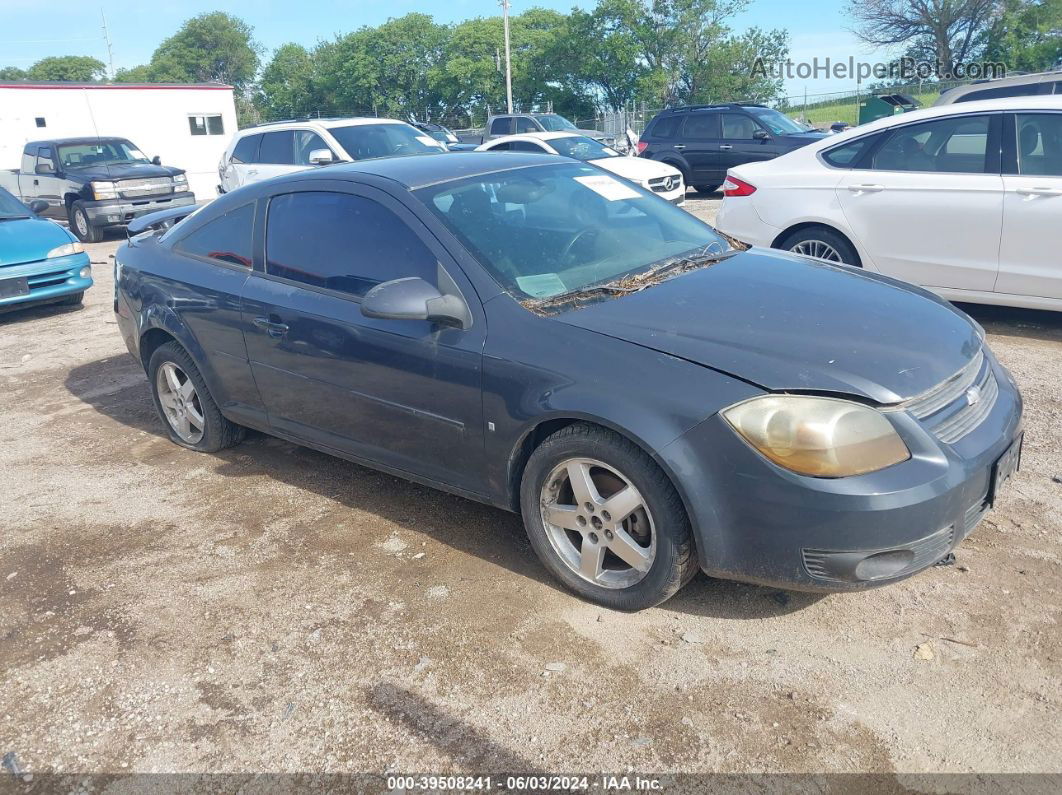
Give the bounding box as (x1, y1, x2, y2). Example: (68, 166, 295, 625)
(0, 0, 890, 100)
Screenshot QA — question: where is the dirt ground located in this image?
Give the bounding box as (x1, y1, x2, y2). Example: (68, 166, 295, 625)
(1, 195, 1060, 786)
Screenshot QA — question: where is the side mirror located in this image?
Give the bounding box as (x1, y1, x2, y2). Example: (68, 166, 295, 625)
(28, 199, 48, 214)
(152, 155, 162, 166)
(35, 162, 53, 175)
(753, 129, 771, 141)
(308, 149, 335, 166)
(361, 277, 471, 329)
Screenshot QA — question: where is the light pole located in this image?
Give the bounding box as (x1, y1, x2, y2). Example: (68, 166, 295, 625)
(500, 0, 513, 113)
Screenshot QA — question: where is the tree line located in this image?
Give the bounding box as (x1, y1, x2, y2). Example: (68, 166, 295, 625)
(1, 0, 1058, 129)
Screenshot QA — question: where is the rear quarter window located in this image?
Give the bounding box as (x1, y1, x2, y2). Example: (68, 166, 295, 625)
(645, 115, 678, 139)
(173, 203, 255, 268)
(231, 134, 262, 164)
(821, 135, 878, 168)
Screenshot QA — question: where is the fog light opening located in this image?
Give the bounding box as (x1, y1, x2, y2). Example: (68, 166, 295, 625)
(854, 549, 916, 581)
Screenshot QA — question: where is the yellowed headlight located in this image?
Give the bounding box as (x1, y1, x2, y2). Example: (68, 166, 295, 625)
(722, 395, 910, 477)
(46, 242, 85, 258)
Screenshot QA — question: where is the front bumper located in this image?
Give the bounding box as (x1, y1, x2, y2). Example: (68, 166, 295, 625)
(84, 192, 196, 227)
(658, 353, 1024, 591)
(0, 252, 92, 310)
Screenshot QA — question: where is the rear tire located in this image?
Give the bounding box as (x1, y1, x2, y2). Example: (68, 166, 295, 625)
(69, 201, 104, 243)
(779, 226, 861, 267)
(147, 341, 244, 453)
(520, 423, 696, 611)
(693, 184, 720, 195)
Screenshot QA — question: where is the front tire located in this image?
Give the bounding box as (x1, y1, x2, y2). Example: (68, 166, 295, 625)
(69, 201, 104, 243)
(520, 423, 696, 611)
(147, 341, 244, 452)
(779, 226, 861, 267)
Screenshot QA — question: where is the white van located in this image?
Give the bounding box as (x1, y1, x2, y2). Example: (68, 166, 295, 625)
(217, 117, 447, 193)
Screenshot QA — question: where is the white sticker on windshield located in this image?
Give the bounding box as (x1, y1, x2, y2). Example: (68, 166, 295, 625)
(574, 174, 642, 201)
(516, 273, 568, 298)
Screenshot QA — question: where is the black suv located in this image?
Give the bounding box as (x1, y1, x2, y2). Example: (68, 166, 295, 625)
(637, 104, 826, 194)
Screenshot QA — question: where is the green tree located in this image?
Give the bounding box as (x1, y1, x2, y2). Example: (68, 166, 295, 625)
(983, 0, 1062, 72)
(0, 66, 27, 80)
(256, 43, 322, 119)
(26, 56, 106, 82)
(113, 65, 153, 83)
(146, 12, 260, 89)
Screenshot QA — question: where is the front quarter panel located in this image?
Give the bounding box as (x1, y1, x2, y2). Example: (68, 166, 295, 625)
(480, 295, 763, 509)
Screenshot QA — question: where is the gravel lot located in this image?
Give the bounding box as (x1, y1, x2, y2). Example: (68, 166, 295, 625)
(1, 194, 1060, 784)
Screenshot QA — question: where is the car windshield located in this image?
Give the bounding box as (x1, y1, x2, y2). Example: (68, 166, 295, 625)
(58, 139, 149, 169)
(536, 114, 579, 132)
(416, 162, 731, 304)
(0, 187, 31, 219)
(329, 123, 444, 160)
(549, 136, 620, 160)
(426, 128, 458, 143)
(746, 108, 807, 135)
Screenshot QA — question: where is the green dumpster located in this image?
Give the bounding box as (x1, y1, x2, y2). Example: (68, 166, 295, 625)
(858, 93, 921, 125)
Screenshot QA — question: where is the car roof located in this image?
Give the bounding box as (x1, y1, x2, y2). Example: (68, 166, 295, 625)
(938, 71, 1059, 102)
(238, 117, 408, 135)
(806, 94, 1062, 152)
(25, 136, 131, 147)
(276, 151, 574, 190)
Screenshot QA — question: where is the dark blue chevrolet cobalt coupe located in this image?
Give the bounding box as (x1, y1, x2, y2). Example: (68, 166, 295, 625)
(114, 152, 1023, 610)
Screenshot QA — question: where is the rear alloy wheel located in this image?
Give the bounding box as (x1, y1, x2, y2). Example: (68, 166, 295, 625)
(521, 423, 696, 610)
(780, 227, 861, 267)
(148, 342, 244, 452)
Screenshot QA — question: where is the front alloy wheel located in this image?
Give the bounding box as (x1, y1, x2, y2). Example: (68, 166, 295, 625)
(521, 423, 696, 611)
(540, 458, 656, 589)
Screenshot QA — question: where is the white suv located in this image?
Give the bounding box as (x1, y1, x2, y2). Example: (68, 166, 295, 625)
(218, 117, 447, 194)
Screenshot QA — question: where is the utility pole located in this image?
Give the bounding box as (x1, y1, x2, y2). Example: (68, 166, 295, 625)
(100, 9, 115, 80)
(500, 0, 513, 113)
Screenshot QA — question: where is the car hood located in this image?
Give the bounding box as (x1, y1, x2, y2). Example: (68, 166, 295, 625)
(0, 216, 74, 266)
(591, 156, 680, 181)
(555, 248, 981, 404)
(780, 130, 829, 145)
(64, 163, 183, 181)
(577, 129, 610, 141)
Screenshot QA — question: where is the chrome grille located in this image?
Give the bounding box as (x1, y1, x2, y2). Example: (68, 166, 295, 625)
(898, 350, 997, 444)
(648, 175, 680, 193)
(117, 177, 174, 198)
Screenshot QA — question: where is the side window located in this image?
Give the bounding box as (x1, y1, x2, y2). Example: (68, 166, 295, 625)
(174, 203, 255, 268)
(490, 118, 512, 135)
(957, 83, 1039, 103)
(721, 113, 759, 139)
(294, 130, 334, 165)
(680, 112, 720, 139)
(265, 192, 438, 299)
(231, 134, 261, 164)
(1016, 113, 1062, 177)
(487, 141, 512, 151)
(514, 117, 538, 133)
(35, 147, 56, 174)
(258, 130, 295, 165)
(189, 114, 225, 135)
(647, 115, 678, 139)
(871, 115, 990, 173)
(821, 136, 877, 168)
(511, 140, 547, 153)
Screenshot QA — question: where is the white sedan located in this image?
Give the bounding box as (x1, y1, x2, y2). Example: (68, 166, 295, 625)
(715, 95, 1062, 312)
(476, 132, 685, 204)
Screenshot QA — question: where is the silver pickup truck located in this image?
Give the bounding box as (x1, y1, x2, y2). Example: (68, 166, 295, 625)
(0, 137, 195, 243)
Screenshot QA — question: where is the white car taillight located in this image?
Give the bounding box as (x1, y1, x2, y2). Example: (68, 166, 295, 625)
(722, 176, 757, 197)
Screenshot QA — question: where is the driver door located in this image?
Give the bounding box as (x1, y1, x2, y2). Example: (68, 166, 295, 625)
(240, 181, 488, 493)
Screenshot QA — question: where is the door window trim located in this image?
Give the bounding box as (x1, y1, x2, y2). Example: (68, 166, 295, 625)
(830, 111, 1003, 175)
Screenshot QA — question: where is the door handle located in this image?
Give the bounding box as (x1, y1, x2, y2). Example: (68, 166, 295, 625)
(847, 184, 885, 193)
(33, 179, 39, 185)
(1016, 186, 1062, 196)
(253, 317, 289, 338)
(672, 144, 686, 150)
(247, 169, 259, 176)
(719, 144, 733, 150)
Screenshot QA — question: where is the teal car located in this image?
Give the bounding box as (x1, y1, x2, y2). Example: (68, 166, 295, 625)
(0, 186, 92, 311)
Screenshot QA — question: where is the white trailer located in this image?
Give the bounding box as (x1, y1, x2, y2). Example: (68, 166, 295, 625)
(0, 82, 238, 200)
